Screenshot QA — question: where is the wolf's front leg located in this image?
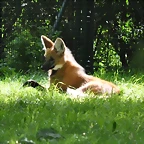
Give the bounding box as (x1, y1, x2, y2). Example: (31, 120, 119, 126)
(23, 79, 46, 90)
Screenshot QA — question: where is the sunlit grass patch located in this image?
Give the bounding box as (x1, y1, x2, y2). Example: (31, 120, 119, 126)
(0, 72, 144, 143)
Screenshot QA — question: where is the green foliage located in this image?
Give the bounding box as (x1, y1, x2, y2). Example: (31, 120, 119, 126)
(4, 24, 61, 72)
(0, 72, 144, 143)
(92, 1, 144, 70)
(6, 28, 39, 71)
(1, 0, 144, 73)
(93, 36, 122, 71)
(1, 0, 62, 72)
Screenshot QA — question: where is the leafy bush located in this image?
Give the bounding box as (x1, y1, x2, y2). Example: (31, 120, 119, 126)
(4, 25, 61, 72)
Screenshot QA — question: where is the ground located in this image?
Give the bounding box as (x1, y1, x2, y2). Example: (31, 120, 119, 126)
(0, 71, 144, 144)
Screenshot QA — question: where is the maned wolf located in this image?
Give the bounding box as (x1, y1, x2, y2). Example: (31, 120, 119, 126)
(23, 35, 120, 97)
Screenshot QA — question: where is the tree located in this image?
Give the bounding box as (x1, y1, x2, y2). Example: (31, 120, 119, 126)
(0, 0, 3, 59)
(1, 0, 144, 73)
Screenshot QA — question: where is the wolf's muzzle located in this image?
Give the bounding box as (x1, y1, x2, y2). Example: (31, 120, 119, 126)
(41, 57, 55, 71)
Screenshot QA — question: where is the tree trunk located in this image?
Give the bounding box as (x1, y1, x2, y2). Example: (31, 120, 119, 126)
(0, 1, 4, 60)
(50, 0, 68, 38)
(74, 0, 94, 74)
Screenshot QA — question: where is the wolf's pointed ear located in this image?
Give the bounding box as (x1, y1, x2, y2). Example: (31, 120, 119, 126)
(54, 38, 66, 54)
(41, 35, 54, 50)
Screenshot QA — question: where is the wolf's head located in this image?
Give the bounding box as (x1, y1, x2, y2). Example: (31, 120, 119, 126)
(41, 35, 66, 71)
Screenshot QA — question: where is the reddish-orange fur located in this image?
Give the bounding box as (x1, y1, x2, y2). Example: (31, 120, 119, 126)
(41, 35, 120, 96)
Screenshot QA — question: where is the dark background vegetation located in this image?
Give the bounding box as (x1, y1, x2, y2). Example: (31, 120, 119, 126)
(0, 0, 144, 74)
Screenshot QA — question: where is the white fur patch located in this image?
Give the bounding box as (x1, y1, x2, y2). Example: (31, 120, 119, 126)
(42, 47, 46, 51)
(66, 88, 87, 98)
(53, 64, 63, 70)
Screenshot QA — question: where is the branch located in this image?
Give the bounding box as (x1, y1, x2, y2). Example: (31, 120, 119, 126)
(49, 0, 68, 37)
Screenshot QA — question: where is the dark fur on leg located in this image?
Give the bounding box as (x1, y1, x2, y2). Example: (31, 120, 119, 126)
(23, 79, 45, 90)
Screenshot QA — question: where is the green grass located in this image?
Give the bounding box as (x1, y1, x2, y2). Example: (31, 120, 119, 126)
(0, 71, 144, 144)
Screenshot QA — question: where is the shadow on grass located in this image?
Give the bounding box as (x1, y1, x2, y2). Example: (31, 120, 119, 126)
(0, 90, 144, 143)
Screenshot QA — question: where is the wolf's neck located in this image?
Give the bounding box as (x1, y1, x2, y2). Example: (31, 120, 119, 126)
(51, 47, 85, 73)
(64, 48, 85, 71)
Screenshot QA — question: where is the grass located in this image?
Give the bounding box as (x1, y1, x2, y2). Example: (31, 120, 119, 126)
(0, 71, 144, 144)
